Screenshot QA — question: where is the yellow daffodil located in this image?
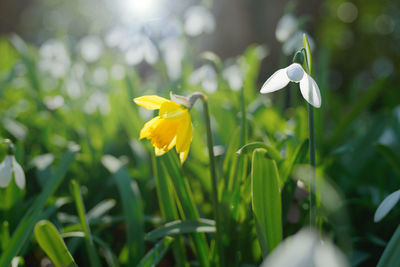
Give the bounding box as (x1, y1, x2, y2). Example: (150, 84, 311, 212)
(134, 94, 193, 163)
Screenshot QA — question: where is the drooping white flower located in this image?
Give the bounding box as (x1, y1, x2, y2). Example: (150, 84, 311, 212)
(260, 63, 321, 108)
(0, 155, 25, 189)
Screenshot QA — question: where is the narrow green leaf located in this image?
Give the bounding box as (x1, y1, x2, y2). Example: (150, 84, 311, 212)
(0, 146, 78, 267)
(377, 224, 400, 267)
(70, 180, 102, 267)
(152, 154, 188, 266)
(302, 33, 312, 73)
(137, 237, 174, 267)
(113, 166, 145, 265)
(237, 142, 282, 162)
(375, 144, 400, 177)
(251, 148, 282, 256)
(146, 219, 216, 241)
(161, 152, 210, 267)
(34, 220, 77, 267)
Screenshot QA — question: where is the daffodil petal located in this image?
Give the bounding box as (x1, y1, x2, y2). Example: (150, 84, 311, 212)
(154, 137, 176, 156)
(260, 68, 290, 93)
(134, 95, 169, 110)
(0, 156, 12, 188)
(179, 150, 189, 164)
(299, 74, 321, 108)
(12, 157, 25, 189)
(159, 101, 186, 119)
(176, 113, 193, 152)
(155, 147, 167, 156)
(140, 116, 162, 139)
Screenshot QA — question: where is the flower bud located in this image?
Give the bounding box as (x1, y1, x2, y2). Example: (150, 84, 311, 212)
(292, 51, 304, 65)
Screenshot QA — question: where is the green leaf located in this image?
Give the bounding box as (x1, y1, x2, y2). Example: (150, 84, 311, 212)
(237, 142, 282, 162)
(152, 154, 188, 266)
(113, 166, 145, 265)
(161, 152, 210, 267)
(137, 237, 174, 267)
(302, 33, 312, 73)
(34, 220, 77, 267)
(375, 144, 400, 177)
(0, 146, 78, 267)
(251, 148, 282, 256)
(146, 219, 216, 241)
(70, 180, 102, 267)
(378, 224, 400, 267)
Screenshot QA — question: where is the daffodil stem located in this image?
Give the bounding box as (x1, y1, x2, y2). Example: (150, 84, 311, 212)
(200, 96, 224, 266)
(308, 103, 317, 227)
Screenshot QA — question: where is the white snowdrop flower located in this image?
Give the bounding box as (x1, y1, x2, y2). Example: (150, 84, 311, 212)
(276, 14, 298, 43)
(184, 6, 215, 36)
(283, 31, 315, 56)
(0, 155, 25, 189)
(39, 39, 70, 78)
(189, 65, 217, 93)
(160, 37, 184, 80)
(84, 92, 110, 115)
(79, 36, 103, 63)
(124, 34, 158, 66)
(260, 63, 321, 108)
(223, 64, 243, 91)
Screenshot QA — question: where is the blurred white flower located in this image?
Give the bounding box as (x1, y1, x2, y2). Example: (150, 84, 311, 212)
(39, 39, 70, 78)
(223, 64, 243, 91)
(84, 92, 110, 115)
(160, 37, 184, 80)
(189, 65, 217, 93)
(261, 229, 349, 267)
(79, 36, 103, 63)
(0, 155, 25, 189)
(44, 95, 64, 110)
(283, 32, 315, 56)
(66, 77, 83, 99)
(124, 34, 158, 65)
(276, 14, 298, 43)
(260, 63, 321, 108)
(184, 6, 215, 36)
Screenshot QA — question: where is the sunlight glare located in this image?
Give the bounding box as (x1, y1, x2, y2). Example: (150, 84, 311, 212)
(121, 0, 161, 21)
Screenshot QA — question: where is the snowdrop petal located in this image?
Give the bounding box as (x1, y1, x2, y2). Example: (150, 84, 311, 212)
(260, 68, 290, 93)
(12, 157, 25, 189)
(374, 189, 400, 222)
(0, 156, 12, 188)
(299, 74, 321, 108)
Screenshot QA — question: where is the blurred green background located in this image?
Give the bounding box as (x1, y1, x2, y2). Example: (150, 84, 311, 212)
(0, 0, 399, 266)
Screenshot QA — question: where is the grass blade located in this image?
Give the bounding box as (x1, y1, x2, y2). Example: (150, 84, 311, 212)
(70, 180, 102, 267)
(375, 144, 400, 177)
(0, 146, 79, 267)
(152, 154, 188, 266)
(137, 237, 174, 267)
(113, 166, 145, 265)
(377, 224, 400, 267)
(251, 148, 282, 256)
(161, 152, 210, 267)
(34, 220, 77, 267)
(146, 219, 216, 241)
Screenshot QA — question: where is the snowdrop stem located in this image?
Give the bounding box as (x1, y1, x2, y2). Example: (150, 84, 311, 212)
(198, 93, 224, 266)
(308, 103, 317, 227)
(300, 46, 317, 227)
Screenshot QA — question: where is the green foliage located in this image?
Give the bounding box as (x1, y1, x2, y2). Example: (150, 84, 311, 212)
(251, 148, 282, 256)
(34, 220, 77, 267)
